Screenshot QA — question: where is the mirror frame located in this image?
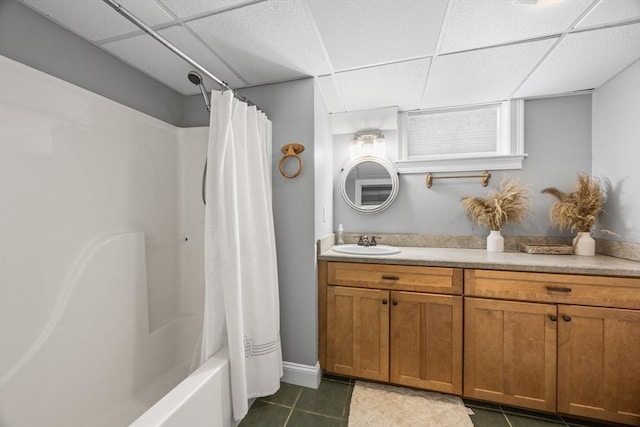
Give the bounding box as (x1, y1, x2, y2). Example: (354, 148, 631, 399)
(339, 155, 399, 214)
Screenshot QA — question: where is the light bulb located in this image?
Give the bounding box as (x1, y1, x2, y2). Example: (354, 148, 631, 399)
(373, 136, 386, 157)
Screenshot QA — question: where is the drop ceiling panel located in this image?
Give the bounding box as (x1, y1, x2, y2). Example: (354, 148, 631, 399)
(335, 58, 431, 112)
(423, 38, 558, 109)
(440, 0, 593, 53)
(317, 75, 346, 113)
(159, 25, 246, 89)
(575, 0, 640, 28)
(515, 23, 640, 98)
(187, 1, 330, 85)
(307, 0, 447, 71)
(157, 0, 249, 19)
(103, 26, 244, 95)
(20, 0, 173, 42)
(14, 0, 640, 114)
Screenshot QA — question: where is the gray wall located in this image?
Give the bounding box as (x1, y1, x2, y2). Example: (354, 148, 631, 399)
(0, 0, 184, 126)
(183, 81, 324, 367)
(334, 95, 593, 238)
(592, 60, 640, 243)
(228, 79, 319, 367)
(183, 94, 211, 127)
(183, 81, 326, 368)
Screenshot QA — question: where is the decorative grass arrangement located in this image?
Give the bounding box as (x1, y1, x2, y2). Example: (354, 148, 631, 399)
(541, 173, 604, 233)
(461, 179, 530, 231)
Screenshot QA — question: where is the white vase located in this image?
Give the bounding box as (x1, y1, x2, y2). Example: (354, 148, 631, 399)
(573, 231, 596, 256)
(487, 230, 504, 253)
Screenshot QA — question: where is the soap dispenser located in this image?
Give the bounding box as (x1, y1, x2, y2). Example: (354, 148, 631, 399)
(337, 224, 344, 245)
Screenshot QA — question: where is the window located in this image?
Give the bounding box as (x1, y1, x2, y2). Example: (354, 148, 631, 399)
(396, 100, 526, 173)
(356, 179, 392, 206)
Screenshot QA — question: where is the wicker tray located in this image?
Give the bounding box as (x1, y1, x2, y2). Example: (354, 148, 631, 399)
(518, 243, 573, 255)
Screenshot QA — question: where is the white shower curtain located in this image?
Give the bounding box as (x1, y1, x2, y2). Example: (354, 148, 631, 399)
(201, 90, 282, 420)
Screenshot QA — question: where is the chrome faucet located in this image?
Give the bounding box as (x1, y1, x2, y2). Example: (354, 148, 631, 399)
(357, 235, 370, 246)
(357, 235, 381, 247)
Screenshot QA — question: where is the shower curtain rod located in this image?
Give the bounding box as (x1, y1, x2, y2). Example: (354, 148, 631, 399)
(102, 0, 258, 109)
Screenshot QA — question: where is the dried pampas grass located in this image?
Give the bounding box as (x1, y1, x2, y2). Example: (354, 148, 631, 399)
(541, 174, 604, 233)
(461, 179, 530, 231)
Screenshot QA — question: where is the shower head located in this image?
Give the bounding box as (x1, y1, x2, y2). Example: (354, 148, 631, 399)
(187, 71, 211, 112)
(188, 71, 202, 86)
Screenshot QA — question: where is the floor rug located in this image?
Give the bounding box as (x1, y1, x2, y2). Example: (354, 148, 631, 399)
(348, 381, 473, 427)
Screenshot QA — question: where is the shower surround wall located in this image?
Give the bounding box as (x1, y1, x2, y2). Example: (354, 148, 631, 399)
(0, 55, 202, 426)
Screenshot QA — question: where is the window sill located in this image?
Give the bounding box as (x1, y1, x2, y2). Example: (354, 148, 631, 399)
(395, 154, 528, 174)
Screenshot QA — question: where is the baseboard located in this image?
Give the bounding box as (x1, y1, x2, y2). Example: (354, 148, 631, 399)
(282, 360, 322, 389)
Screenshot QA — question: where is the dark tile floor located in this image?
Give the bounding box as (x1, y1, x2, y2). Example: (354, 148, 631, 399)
(239, 376, 618, 427)
(464, 399, 619, 427)
(238, 375, 352, 427)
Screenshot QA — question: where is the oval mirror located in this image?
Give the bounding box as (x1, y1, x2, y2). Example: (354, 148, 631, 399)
(340, 156, 399, 214)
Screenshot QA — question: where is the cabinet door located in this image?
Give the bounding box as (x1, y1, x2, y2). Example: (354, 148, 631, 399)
(464, 298, 557, 412)
(558, 305, 640, 425)
(390, 292, 462, 394)
(326, 285, 389, 381)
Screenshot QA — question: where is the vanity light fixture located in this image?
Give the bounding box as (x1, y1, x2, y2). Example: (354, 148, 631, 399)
(349, 129, 387, 159)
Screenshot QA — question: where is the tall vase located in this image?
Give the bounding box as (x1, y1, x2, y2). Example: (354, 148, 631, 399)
(573, 231, 595, 256)
(487, 230, 504, 253)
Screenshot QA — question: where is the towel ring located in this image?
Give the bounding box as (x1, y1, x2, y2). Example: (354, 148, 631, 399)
(279, 143, 304, 179)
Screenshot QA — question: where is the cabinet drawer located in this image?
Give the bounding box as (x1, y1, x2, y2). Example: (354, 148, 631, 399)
(465, 269, 640, 310)
(328, 262, 462, 295)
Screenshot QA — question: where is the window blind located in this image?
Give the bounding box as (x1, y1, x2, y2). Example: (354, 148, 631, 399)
(407, 107, 498, 158)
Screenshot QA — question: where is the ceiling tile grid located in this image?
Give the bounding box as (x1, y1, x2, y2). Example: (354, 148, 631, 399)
(157, 0, 250, 19)
(439, 0, 595, 53)
(307, 0, 447, 71)
(15, 0, 640, 114)
(187, 0, 331, 85)
(103, 25, 245, 95)
(334, 58, 431, 112)
(575, 0, 640, 28)
(514, 23, 640, 98)
(423, 37, 559, 109)
(22, 0, 173, 41)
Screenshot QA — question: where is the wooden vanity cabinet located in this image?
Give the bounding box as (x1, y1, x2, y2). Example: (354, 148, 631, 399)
(464, 297, 558, 412)
(390, 291, 462, 394)
(326, 285, 389, 381)
(557, 304, 640, 425)
(320, 261, 463, 394)
(464, 269, 640, 426)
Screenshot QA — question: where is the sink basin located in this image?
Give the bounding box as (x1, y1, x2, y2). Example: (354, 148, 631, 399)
(332, 244, 401, 255)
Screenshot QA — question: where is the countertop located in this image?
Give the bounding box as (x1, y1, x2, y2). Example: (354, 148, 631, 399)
(318, 246, 640, 278)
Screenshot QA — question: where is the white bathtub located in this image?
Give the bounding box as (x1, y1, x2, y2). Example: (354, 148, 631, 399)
(131, 348, 233, 427)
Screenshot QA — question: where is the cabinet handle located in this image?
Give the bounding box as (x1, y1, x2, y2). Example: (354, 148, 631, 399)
(546, 286, 572, 293)
(562, 315, 572, 322)
(382, 299, 388, 305)
(382, 275, 400, 281)
(549, 314, 557, 322)
(392, 300, 398, 306)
